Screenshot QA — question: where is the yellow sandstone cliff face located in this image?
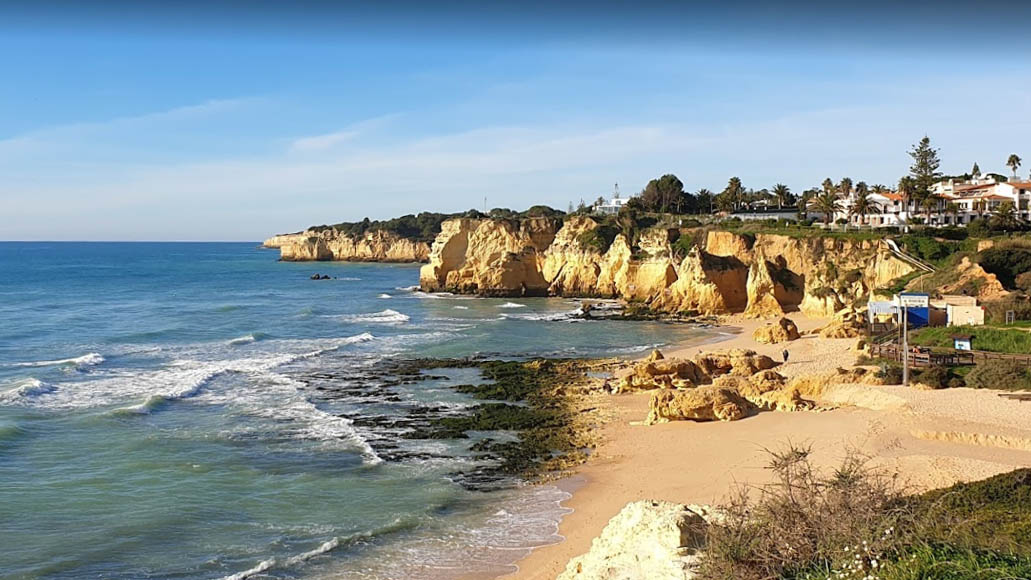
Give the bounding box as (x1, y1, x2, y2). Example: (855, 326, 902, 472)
(419, 218, 561, 295)
(264, 229, 431, 262)
(418, 219, 918, 313)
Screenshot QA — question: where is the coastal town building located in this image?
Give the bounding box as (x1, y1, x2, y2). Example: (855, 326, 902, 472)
(592, 184, 633, 215)
(869, 293, 985, 329)
(831, 173, 1031, 227)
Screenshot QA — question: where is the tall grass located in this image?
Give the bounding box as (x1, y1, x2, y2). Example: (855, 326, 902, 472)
(908, 325, 1031, 354)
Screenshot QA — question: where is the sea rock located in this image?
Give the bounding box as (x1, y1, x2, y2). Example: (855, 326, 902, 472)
(618, 358, 707, 392)
(692, 349, 778, 377)
(646, 349, 665, 362)
(557, 500, 706, 580)
(752, 317, 800, 344)
(647, 386, 753, 423)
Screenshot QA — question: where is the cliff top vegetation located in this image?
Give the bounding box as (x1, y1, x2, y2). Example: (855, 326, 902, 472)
(309, 205, 566, 242)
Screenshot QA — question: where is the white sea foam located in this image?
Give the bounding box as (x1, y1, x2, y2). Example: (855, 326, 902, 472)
(394, 285, 420, 292)
(497, 302, 526, 309)
(8, 352, 105, 369)
(338, 309, 410, 324)
(283, 537, 341, 566)
(0, 378, 57, 403)
(19, 334, 377, 413)
(220, 557, 276, 580)
(378, 293, 392, 299)
(227, 334, 261, 346)
(453, 305, 469, 310)
(499, 309, 579, 322)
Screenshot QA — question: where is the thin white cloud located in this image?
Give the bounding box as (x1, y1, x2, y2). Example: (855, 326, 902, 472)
(287, 113, 404, 152)
(0, 97, 262, 155)
(289, 129, 361, 151)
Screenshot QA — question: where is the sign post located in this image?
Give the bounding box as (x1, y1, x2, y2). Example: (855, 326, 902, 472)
(901, 305, 909, 387)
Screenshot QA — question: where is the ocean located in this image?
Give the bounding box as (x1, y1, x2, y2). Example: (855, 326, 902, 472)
(0, 242, 722, 579)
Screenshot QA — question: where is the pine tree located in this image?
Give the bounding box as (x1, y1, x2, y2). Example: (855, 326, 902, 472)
(908, 136, 942, 201)
(971, 162, 981, 178)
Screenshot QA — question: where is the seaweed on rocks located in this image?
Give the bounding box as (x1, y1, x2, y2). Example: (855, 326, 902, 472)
(300, 356, 602, 489)
(399, 358, 598, 483)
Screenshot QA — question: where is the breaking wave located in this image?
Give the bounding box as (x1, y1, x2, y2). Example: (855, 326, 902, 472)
(227, 333, 268, 346)
(219, 517, 418, 580)
(497, 302, 526, 309)
(0, 378, 57, 403)
(338, 309, 410, 324)
(378, 293, 392, 299)
(7, 352, 105, 369)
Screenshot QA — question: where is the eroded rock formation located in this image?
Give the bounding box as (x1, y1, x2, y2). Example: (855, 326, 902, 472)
(752, 317, 801, 344)
(263, 229, 431, 262)
(558, 500, 707, 580)
(418, 218, 917, 315)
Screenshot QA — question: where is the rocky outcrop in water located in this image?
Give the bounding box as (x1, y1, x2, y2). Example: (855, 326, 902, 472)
(419, 218, 917, 315)
(263, 229, 431, 262)
(558, 500, 707, 580)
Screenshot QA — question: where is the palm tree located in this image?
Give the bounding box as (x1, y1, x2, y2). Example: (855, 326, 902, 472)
(974, 199, 987, 220)
(839, 177, 854, 199)
(897, 176, 917, 230)
(723, 177, 744, 210)
(772, 183, 791, 209)
(695, 189, 714, 214)
(1007, 154, 1022, 179)
(870, 184, 888, 194)
(821, 178, 835, 195)
(946, 202, 960, 225)
(811, 190, 843, 225)
(921, 195, 941, 226)
(850, 188, 875, 226)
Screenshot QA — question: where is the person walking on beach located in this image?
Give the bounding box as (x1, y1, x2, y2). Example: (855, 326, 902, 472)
(781, 349, 789, 364)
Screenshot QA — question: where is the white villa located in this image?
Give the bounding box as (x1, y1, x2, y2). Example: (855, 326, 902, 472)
(833, 174, 1031, 227)
(592, 184, 634, 215)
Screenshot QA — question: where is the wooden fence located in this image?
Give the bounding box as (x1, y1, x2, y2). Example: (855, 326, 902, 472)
(870, 343, 1031, 368)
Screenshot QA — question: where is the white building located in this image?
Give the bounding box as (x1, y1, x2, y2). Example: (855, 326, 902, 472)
(832, 173, 1031, 227)
(592, 184, 634, 215)
(593, 196, 631, 215)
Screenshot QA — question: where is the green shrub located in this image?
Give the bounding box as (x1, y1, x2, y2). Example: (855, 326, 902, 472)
(876, 362, 903, 385)
(978, 247, 1031, 288)
(964, 360, 1031, 391)
(968, 218, 991, 238)
(914, 365, 951, 389)
(575, 225, 619, 254)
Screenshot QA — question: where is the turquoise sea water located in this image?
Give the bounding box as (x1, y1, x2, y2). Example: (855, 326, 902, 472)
(0, 242, 722, 579)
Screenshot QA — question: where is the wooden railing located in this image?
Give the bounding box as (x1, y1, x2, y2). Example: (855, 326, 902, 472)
(870, 343, 1031, 368)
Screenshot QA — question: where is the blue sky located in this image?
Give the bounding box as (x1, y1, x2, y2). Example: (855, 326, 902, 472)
(3, 1, 1031, 240)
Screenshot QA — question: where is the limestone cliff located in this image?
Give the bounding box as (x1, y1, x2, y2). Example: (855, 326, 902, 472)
(262, 229, 431, 262)
(419, 217, 561, 295)
(558, 500, 706, 580)
(419, 220, 918, 315)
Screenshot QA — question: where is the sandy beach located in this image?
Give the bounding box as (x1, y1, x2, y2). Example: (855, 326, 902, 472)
(500, 314, 1031, 580)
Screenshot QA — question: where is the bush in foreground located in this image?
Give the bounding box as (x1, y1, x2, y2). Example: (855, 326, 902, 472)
(964, 360, 1031, 391)
(699, 443, 1031, 580)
